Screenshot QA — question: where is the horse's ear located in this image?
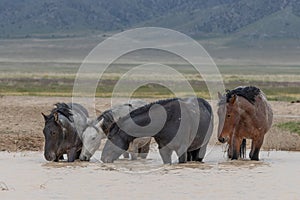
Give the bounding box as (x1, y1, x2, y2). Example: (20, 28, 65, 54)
(41, 112, 48, 121)
(95, 118, 104, 129)
(218, 92, 223, 99)
(53, 112, 59, 122)
(54, 112, 69, 128)
(230, 94, 237, 104)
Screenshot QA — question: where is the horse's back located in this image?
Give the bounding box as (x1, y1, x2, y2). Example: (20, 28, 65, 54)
(111, 99, 147, 119)
(68, 103, 89, 118)
(256, 92, 273, 131)
(162, 97, 213, 151)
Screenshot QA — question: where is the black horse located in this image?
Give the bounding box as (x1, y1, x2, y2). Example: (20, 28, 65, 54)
(42, 103, 88, 162)
(101, 97, 213, 164)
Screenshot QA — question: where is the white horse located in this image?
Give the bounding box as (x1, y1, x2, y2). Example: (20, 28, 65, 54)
(79, 99, 149, 161)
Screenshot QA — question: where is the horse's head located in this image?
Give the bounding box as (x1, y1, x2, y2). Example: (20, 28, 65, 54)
(101, 123, 133, 163)
(80, 118, 105, 161)
(42, 111, 74, 161)
(217, 93, 240, 143)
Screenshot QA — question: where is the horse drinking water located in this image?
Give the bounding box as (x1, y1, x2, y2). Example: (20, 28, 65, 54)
(101, 97, 213, 164)
(42, 103, 88, 162)
(80, 100, 151, 161)
(217, 86, 273, 160)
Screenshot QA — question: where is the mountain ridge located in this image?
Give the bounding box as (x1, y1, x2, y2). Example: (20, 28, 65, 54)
(1, 0, 300, 39)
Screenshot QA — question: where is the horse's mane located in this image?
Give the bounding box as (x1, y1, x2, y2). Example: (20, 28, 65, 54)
(219, 86, 260, 105)
(96, 101, 147, 134)
(127, 98, 179, 119)
(49, 103, 74, 122)
(108, 98, 179, 133)
(97, 109, 115, 134)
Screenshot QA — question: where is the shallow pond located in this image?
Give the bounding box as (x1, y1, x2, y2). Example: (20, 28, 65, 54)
(0, 145, 299, 199)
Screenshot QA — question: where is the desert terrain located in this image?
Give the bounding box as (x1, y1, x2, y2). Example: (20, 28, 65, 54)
(0, 95, 299, 152)
(0, 95, 299, 199)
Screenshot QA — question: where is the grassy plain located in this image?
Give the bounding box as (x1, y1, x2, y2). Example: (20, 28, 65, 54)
(277, 121, 300, 135)
(0, 36, 299, 149)
(0, 36, 299, 100)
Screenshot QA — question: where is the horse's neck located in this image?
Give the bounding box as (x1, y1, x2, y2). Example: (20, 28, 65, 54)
(72, 113, 87, 136)
(237, 97, 270, 131)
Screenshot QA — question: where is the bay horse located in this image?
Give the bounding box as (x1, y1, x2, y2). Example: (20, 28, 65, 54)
(101, 97, 213, 164)
(217, 86, 273, 160)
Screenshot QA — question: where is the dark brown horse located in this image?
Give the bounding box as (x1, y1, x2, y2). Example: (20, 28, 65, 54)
(217, 86, 273, 160)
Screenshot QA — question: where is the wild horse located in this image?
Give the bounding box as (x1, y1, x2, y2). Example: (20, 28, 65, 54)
(217, 86, 273, 160)
(42, 103, 88, 162)
(101, 97, 213, 164)
(80, 100, 150, 161)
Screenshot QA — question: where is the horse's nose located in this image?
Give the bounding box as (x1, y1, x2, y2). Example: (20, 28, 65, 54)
(44, 152, 56, 161)
(218, 137, 226, 143)
(79, 155, 89, 161)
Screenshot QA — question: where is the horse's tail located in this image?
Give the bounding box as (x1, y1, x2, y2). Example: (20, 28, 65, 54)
(240, 139, 246, 158)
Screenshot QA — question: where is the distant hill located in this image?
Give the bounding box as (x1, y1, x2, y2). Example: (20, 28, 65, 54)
(1, 0, 300, 39)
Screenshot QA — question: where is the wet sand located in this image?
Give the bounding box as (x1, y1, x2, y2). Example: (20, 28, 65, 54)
(1, 145, 299, 199)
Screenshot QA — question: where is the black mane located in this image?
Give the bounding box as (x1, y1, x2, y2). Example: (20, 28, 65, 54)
(100, 98, 179, 134)
(127, 98, 179, 119)
(97, 109, 115, 134)
(108, 98, 179, 133)
(49, 103, 74, 122)
(219, 86, 261, 105)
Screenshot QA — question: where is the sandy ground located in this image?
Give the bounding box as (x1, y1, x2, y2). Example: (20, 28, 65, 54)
(0, 95, 299, 152)
(0, 96, 300, 199)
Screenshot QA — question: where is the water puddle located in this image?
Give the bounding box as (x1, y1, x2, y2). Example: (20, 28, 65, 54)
(218, 159, 270, 170)
(0, 146, 299, 199)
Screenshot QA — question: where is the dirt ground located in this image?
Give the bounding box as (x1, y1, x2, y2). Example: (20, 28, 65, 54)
(0, 95, 299, 152)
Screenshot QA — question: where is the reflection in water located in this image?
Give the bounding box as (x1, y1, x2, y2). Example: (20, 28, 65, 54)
(218, 160, 270, 170)
(42, 161, 91, 169)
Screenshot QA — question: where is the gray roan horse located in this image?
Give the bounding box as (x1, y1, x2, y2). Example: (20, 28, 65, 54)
(101, 97, 214, 164)
(217, 86, 273, 160)
(80, 100, 150, 161)
(42, 103, 88, 162)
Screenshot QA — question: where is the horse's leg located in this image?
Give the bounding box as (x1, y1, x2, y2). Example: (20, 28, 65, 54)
(196, 142, 209, 162)
(138, 140, 151, 159)
(249, 139, 255, 159)
(187, 152, 192, 161)
(250, 137, 264, 161)
(159, 147, 173, 164)
(239, 139, 246, 159)
(130, 145, 138, 160)
(176, 145, 188, 163)
(58, 155, 64, 160)
(67, 148, 77, 162)
(189, 148, 200, 161)
(231, 136, 242, 160)
(227, 139, 232, 158)
(123, 142, 132, 159)
(178, 152, 187, 163)
(75, 149, 82, 159)
(54, 156, 60, 162)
